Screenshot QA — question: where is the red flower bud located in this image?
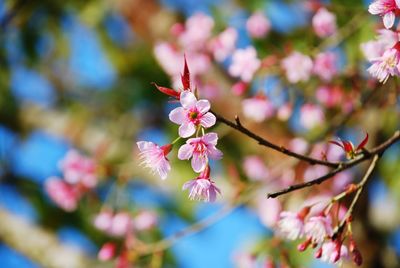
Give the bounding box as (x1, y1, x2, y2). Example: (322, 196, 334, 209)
(352, 249, 363, 266)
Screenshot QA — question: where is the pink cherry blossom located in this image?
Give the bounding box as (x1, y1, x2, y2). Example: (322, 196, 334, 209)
(208, 27, 237, 62)
(257, 197, 282, 228)
(182, 167, 221, 202)
(179, 13, 214, 51)
(243, 156, 269, 181)
(178, 132, 223, 173)
(98, 242, 117, 261)
(368, 0, 400, 29)
(246, 12, 271, 38)
(361, 40, 386, 61)
(109, 212, 132, 237)
(281, 52, 313, 83)
(242, 96, 275, 122)
(304, 216, 333, 244)
(228, 47, 261, 82)
(312, 8, 337, 38)
(299, 103, 325, 130)
(277, 211, 305, 240)
(59, 150, 97, 188)
(277, 103, 293, 121)
(132, 210, 158, 231)
(367, 47, 400, 83)
(169, 91, 216, 138)
(94, 210, 113, 231)
(289, 137, 309, 155)
(316, 85, 344, 108)
(313, 52, 337, 81)
(231, 81, 248, 96)
(137, 141, 172, 180)
(45, 177, 80, 212)
(318, 241, 349, 264)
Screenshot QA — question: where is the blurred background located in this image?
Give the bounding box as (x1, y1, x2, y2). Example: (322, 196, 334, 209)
(0, 0, 399, 267)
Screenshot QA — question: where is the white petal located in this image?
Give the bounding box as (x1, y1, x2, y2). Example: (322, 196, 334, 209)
(169, 107, 186, 124)
(199, 113, 216, 128)
(383, 12, 395, 29)
(180, 91, 197, 109)
(195, 99, 211, 113)
(179, 122, 196, 138)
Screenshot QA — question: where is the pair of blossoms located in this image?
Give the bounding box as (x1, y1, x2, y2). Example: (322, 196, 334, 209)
(366, 0, 400, 83)
(137, 76, 223, 202)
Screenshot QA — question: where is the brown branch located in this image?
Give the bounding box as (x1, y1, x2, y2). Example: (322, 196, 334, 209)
(267, 130, 400, 198)
(213, 111, 339, 168)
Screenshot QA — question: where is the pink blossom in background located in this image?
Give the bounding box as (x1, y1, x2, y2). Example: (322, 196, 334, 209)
(231, 81, 248, 96)
(299, 103, 325, 129)
(179, 13, 214, 51)
(233, 252, 257, 268)
(276, 103, 293, 121)
(302, 195, 331, 216)
(312, 7, 337, 38)
(361, 40, 386, 61)
(313, 52, 337, 81)
(289, 137, 309, 155)
(241, 96, 275, 122)
(304, 215, 333, 244)
(169, 91, 216, 138)
(368, 0, 400, 29)
(94, 210, 114, 231)
(332, 171, 353, 193)
(246, 12, 271, 38)
(59, 150, 97, 188)
(257, 197, 282, 228)
(153, 42, 182, 77)
(281, 52, 313, 83)
(98, 242, 117, 261)
(208, 27, 237, 62)
(45, 177, 79, 212)
(132, 210, 158, 231)
(243, 156, 269, 181)
(182, 167, 221, 202)
(303, 165, 329, 182)
(109, 212, 132, 237)
(277, 211, 305, 240)
(318, 241, 349, 264)
(229, 46, 261, 82)
(377, 28, 400, 47)
(316, 85, 344, 108)
(137, 141, 172, 180)
(367, 47, 400, 83)
(178, 132, 223, 172)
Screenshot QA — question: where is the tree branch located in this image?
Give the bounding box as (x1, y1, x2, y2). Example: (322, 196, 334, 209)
(267, 131, 400, 198)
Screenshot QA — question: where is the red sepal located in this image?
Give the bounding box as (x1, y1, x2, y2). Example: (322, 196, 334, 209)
(356, 133, 369, 151)
(181, 54, 191, 90)
(152, 83, 180, 99)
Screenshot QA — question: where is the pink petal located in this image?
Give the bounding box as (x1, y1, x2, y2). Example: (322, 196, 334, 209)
(397, 0, 400, 8)
(208, 146, 223, 160)
(199, 112, 216, 128)
(195, 99, 211, 113)
(383, 12, 395, 29)
(179, 122, 196, 138)
(368, 2, 385, 15)
(178, 144, 194, 160)
(180, 91, 197, 109)
(137, 141, 155, 151)
(202, 132, 219, 145)
(191, 153, 207, 172)
(169, 107, 186, 124)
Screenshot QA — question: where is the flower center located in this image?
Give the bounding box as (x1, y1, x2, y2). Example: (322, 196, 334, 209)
(189, 111, 198, 119)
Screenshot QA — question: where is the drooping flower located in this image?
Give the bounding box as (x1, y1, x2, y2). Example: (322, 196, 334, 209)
(277, 208, 310, 240)
(137, 141, 172, 180)
(59, 150, 97, 188)
(243, 156, 269, 181)
(304, 215, 333, 244)
(313, 52, 337, 81)
(312, 8, 337, 37)
(45, 177, 80, 212)
(208, 27, 237, 62)
(281, 52, 313, 83)
(241, 96, 275, 122)
(94, 210, 114, 231)
(182, 166, 221, 202)
(169, 91, 216, 138)
(229, 46, 261, 82)
(368, 0, 400, 29)
(109, 212, 132, 237)
(132, 210, 158, 231)
(367, 47, 400, 83)
(178, 132, 223, 172)
(246, 12, 271, 38)
(98, 242, 117, 261)
(317, 240, 349, 264)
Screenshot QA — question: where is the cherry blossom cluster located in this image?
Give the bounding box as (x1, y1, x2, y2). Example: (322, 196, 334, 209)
(364, 0, 400, 83)
(277, 200, 362, 266)
(45, 150, 98, 211)
(137, 59, 223, 202)
(94, 209, 158, 263)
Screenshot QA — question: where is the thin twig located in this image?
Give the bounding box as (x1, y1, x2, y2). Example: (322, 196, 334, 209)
(213, 111, 340, 168)
(267, 131, 400, 198)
